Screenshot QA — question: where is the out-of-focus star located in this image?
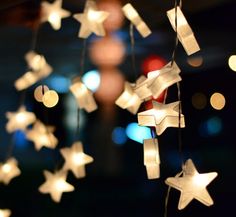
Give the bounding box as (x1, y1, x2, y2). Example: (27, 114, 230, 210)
(165, 159, 218, 210)
(39, 170, 74, 203)
(26, 120, 58, 151)
(6, 106, 36, 133)
(0, 209, 11, 217)
(60, 141, 94, 178)
(41, 0, 71, 30)
(138, 101, 185, 135)
(0, 158, 21, 185)
(73, 0, 109, 38)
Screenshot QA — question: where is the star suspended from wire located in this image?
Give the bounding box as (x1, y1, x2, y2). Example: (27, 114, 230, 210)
(165, 159, 218, 210)
(60, 141, 94, 179)
(0, 158, 21, 185)
(41, 0, 71, 30)
(39, 170, 74, 203)
(73, 0, 109, 38)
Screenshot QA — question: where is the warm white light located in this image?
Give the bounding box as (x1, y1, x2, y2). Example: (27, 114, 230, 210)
(72, 153, 84, 165)
(31, 55, 46, 71)
(2, 164, 11, 174)
(210, 92, 226, 110)
(55, 179, 66, 191)
(192, 174, 207, 187)
(48, 12, 60, 28)
(0, 209, 11, 217)
(88, 9, 100, 21)
(34, 85, 49, 102)
(228, 55, 236, 72)
(15, 113, 27, 123)
(42, 90, 59, 108)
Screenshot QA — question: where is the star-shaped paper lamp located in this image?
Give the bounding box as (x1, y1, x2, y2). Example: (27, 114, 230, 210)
(60, 141, 94, 178)
(0, 209, 11, 217)
(6, 106, 36, 133)
(167, 6, 200, 55)
(73, 0, 109, 38)
(0, 158, 21, 185)
(39, 170, 74, 203)
(70, 78, 97, 113)
(138, 101, 185, 135)
(122, 3, 151, 38)
(115, 76, 146, 114)
(165, 159, 218, 210)
(134, 61, 181, 100)
(26, 120, 58, 151)
(41, 0, 71, 30)
(15, 51, 52, 91)
(143, 138, 160, 179)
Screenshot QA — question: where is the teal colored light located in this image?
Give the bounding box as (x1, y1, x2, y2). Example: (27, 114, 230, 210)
(207, 117, 222, 135)
(82, 70, 100, 92)
(112, 127, 127, 145)
(46, 75, 70, 93)
(125, 122, 151, 144)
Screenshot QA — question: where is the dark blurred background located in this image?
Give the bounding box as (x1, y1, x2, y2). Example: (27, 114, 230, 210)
(0, 0, 236, 216)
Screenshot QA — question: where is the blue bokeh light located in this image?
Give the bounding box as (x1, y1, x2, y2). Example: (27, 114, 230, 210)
(112, 127, 127, 146)
(199, 116, 223, 137)
(14, 130, 28, 148)
(126, 123, 151, 144)
(82, 70, 100, 92)
(46, 75, 70, 93)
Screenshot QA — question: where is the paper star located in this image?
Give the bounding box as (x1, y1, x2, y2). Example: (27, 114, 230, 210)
(6, 106, 36, 133)
(60, 141, 94, 179)
(0, 158, 21, 185)
(0, 209, 11, 217)
(73, 0, 109, 38)
(26, 120, 58, 151)
(137, 101, 185, 135)
(134, 61, 181, 100)
(122, 3, 151, 38)
(39, 170, 74, 203)
(167, 6, 200, 55)
(115, 76, 146, 114)
(41, 0, 71, 30)
(165, 159, 218, 210)
(143, 138, 160, 179)
(70, 78, 97, 112)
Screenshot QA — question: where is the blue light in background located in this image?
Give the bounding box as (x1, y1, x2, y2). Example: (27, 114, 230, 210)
(112, 127, 127, 146)
(199, 116, 223, 137)
(46, 75, 70, 93)
(14, 130, 28, 148)
(125, 123, 151, 144)
(82, 70, 100, 92)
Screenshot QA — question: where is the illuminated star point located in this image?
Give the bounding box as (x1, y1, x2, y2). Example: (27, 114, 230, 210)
(0, 209, 11, 217)
(165, 159, 218, 210)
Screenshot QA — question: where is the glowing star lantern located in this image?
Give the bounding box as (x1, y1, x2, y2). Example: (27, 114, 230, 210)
(70, 78, 97, 113)
(42, 90, 59, 108)
(138, 101, 185, 135)
(0, 209, 11, 217)
(0, 158, 21, 185)
(115, 76, 146, 114)
(60, 141, 94, 179)
(167, 6, 200, 55)
(165, 159, 218, 210)
(134, 61, 181, 100)
(26, 120, 58, 151)
(41, 0, 71, 30)
(73, 0, 109, 38)
(39, 170, 74, 203)
(122, 3, 151, 38)
(143, 138, 160, 179)
(34, 85, 49, 102)
(6, 106, 36, 133)
(14, 51, 53, 91)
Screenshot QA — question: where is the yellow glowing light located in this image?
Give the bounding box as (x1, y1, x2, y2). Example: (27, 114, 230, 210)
(31, 55, 46, 71)
(0, 209, 11, 217)
(192, 92, 207, 109)
(72, 153, 84, 165)
(187, 56, 203, 67)
(210, 92, 226, 110)
(2, 164, 11, 174)
(42, 90, 59, 108)
(228, 55, 236, 72)
(34, 85, 49, 102)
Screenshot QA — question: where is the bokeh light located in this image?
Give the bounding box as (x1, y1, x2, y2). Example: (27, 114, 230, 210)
(42, 90, 59, 108)
(126, 122, 151, 144)
(192, 92, 207, 109)
(228, 55, 236, 72)
(34, 85, 49, 102)
(210, 92, 226, 110)
(82, 70, 101, 92)
(199, 116, 223, 137)
(112, 127, 127, 145)
(187, 56, 203, 67)
(141, 55, 166, 75)
(46, 75, 70, 93)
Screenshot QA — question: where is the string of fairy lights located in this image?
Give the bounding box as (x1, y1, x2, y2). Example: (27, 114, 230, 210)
(0, 0, 220, 216)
